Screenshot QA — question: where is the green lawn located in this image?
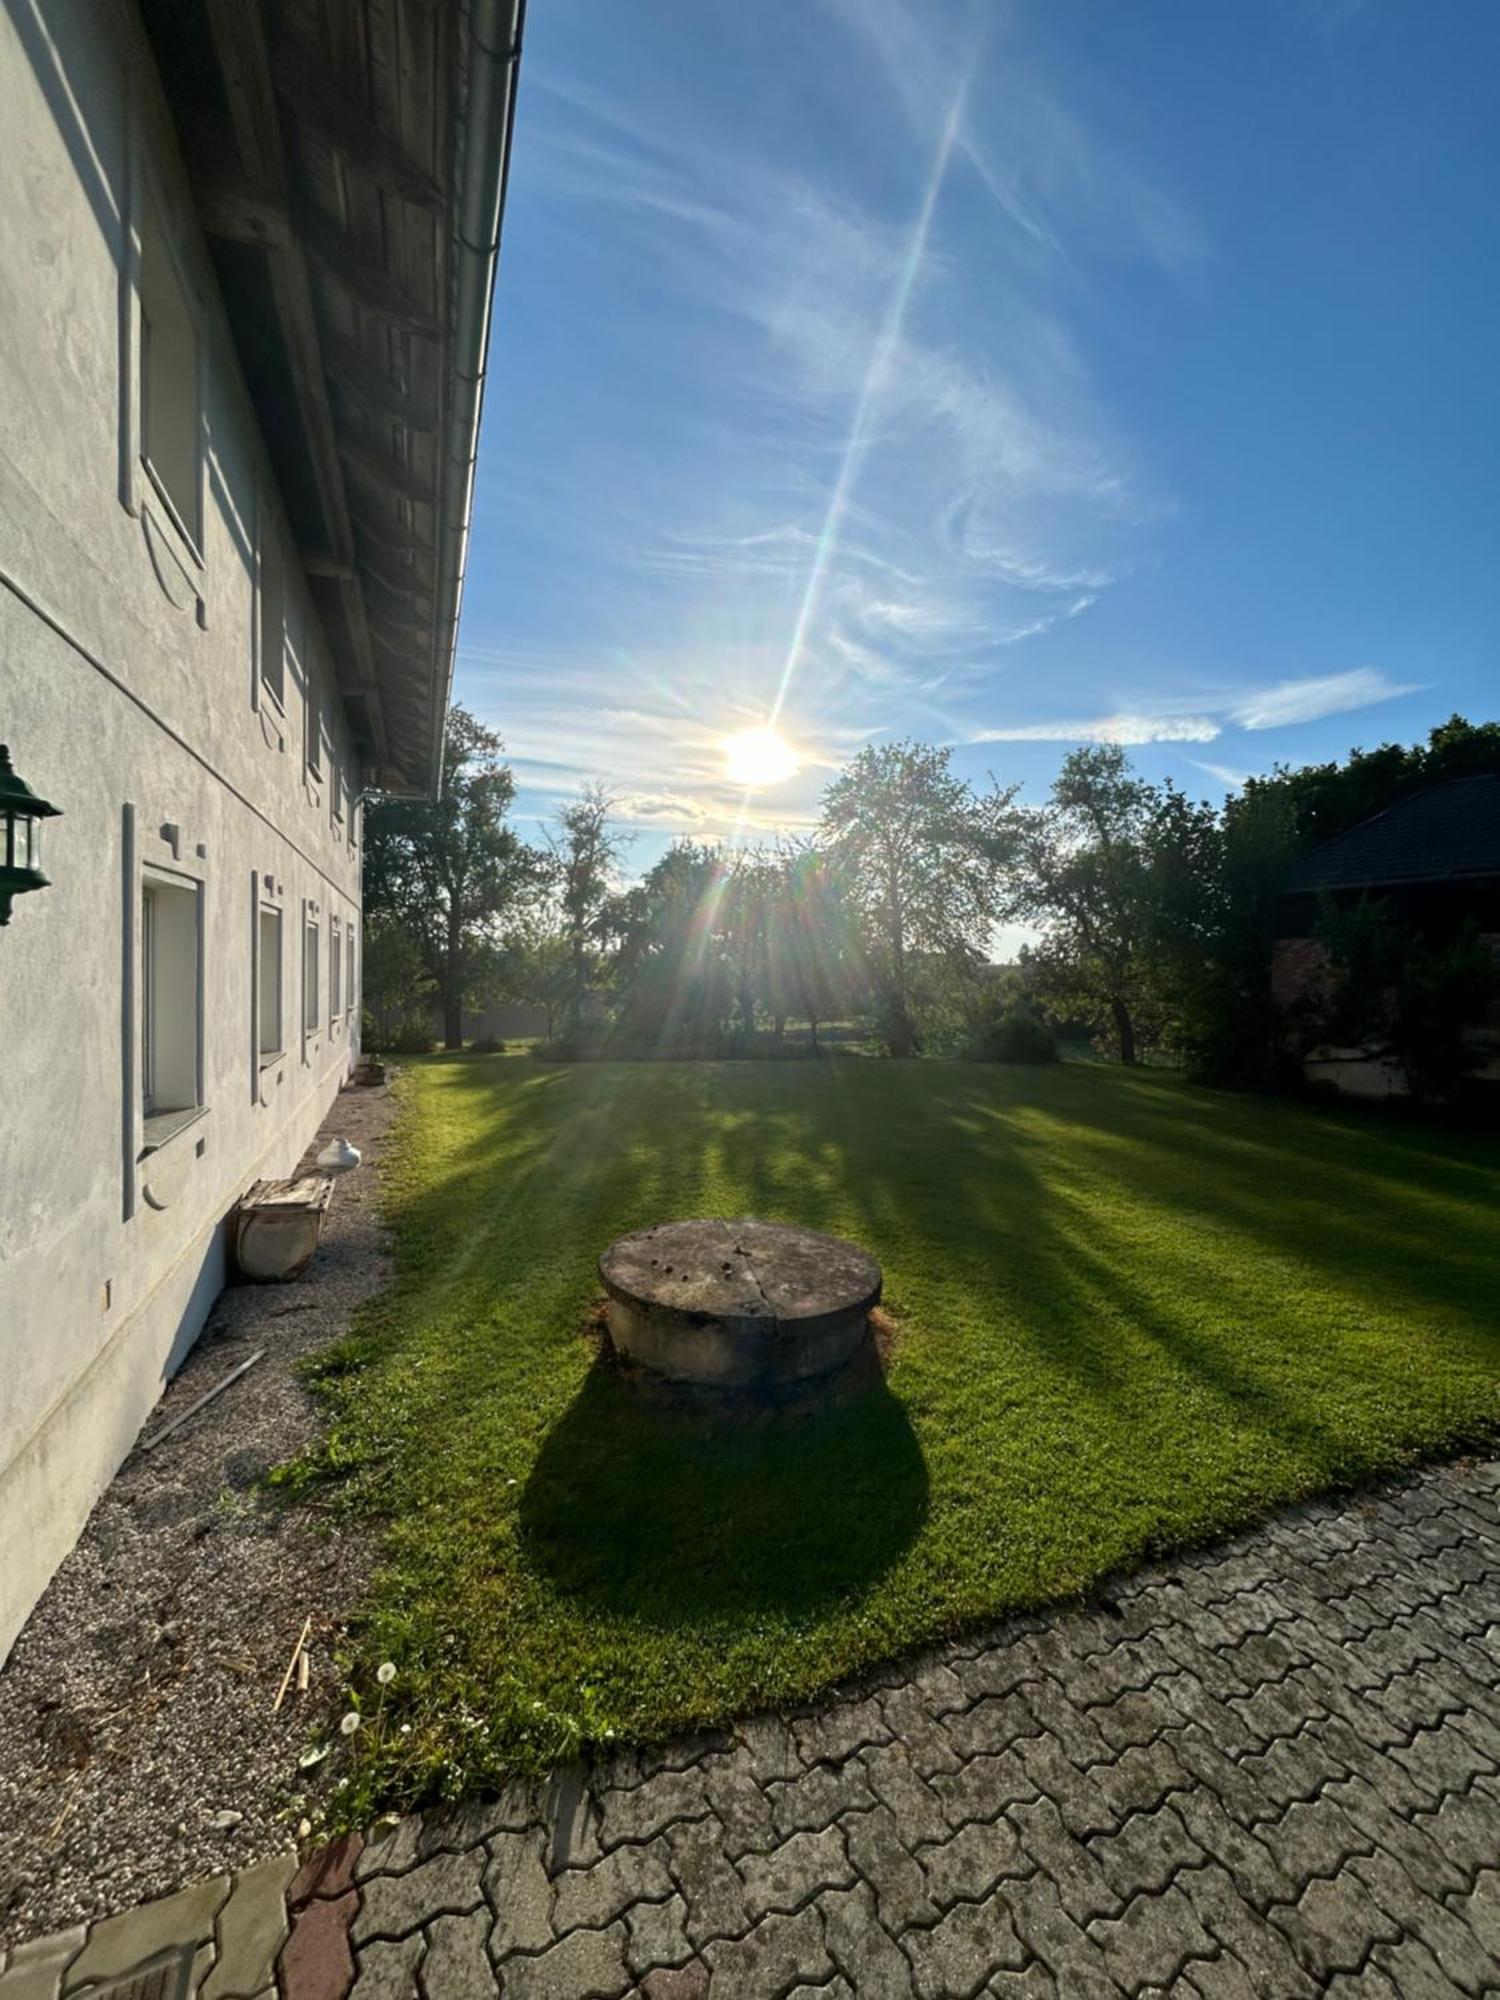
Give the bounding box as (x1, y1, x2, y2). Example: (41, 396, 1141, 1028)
(295, 1055, 1500, 1817)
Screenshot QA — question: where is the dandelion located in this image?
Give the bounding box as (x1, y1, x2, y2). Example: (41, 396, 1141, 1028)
(376, 1662, 397, 1686)
(340, 1710, 362, 1736)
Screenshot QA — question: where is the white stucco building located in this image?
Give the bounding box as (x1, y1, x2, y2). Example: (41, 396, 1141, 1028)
(0, 0, 521, 1659)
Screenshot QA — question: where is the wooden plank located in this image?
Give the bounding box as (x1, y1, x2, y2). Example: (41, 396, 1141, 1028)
(139, 1351, 267, 1452)
(272, 46, 444, 211)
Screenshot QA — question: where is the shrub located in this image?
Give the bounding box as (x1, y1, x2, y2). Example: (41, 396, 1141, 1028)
(386, 1023, 437, 1055)
(965, 1004, 1058, 1064)
(470, 1036, 506, 1055)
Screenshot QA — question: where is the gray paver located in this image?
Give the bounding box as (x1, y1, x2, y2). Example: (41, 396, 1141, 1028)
(861, 1742, 952, 1844)
(844, 1805, 939, 1932)
(63, 1875, 229, 1988)
(902, 1895, 1029, 1999)
(1086, 1884, 1215, 1992)
(202, 1854, 295, 2000)
(350, 1932, 425, 1999)
(497, 1923, 629, 2000)
(551, 1841, 673, 1935)
(663, 1818, 750, 1951)
(7, 1457, 1500, 2000)
(0, 1928, 84, 2000)
(485, 1831, 555, 1957)
(819, 1883, 916, 1999)
(351, 1849, 484, 1945)
(625, 1895, 696, 1976)
(700, 1904, 832, 1999)
(420, 1909, 496, 1998)
(738, 1824, 853, 1921)
(918, 1815, 1031, 1909)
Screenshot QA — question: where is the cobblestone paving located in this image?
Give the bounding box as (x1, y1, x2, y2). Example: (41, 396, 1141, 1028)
(4, 1455, 1499, 1998)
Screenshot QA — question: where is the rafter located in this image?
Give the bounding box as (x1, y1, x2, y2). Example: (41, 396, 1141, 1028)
(272, 49, 444, 212)
(200, 0, 390, 775)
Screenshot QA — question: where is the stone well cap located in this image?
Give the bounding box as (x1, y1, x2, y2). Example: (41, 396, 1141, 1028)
(599, 1218, 881, 1335)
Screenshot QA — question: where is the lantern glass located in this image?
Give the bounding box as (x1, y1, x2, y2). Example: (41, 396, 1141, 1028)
(0, 744, 62, 922)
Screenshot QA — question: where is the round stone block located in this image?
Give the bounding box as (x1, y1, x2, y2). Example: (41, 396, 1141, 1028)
(598, 1218, 882, 1390)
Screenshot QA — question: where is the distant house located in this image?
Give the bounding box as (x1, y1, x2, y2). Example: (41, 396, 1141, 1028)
(1272, 776, 1500, 1097)
(0, 0, 521, 1657)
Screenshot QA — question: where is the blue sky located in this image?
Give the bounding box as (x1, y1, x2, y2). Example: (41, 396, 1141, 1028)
(455, 0, 1500, 876)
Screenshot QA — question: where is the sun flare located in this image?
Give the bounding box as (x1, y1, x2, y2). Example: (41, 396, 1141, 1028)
(722, 725, 800, 790)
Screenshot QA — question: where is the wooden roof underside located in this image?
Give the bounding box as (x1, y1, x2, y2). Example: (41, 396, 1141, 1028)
(141, 0, 519, 793)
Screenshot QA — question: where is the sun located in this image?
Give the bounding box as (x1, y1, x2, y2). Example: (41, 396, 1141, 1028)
(722, 725, 800, 790)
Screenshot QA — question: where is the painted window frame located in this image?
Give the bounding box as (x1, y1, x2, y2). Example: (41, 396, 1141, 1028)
(257, 899, 284, 1066)
(132, 180, 207, 564)
(329, 913, 343, 1029)
(139, 864, 205, 1154)
(257, 499, 287, 714)
(302, 900, 321, 1052)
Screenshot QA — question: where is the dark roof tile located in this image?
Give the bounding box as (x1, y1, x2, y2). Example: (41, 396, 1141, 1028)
(1284, 775, 1500, 892)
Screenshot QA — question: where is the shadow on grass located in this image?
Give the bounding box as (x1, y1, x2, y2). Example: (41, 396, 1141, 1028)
(519, 1349, 928, 1624)
(364, 1055, 1500, 1642)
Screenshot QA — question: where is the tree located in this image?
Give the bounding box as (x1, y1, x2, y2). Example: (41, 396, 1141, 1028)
(773, 845, 862, 1048)
(550, 783, 627, 1041)
(506, 896, 574, 1041)
(608, 842, 735, 1054)
(364, 707, 543, 1048)
(1240, 714, 1500, 849)
(1010, 745, 1215, 1065)
(819, 741, 1016, 1055)
(721, 848, 780, 1043)
(361, 911, 434, 1048)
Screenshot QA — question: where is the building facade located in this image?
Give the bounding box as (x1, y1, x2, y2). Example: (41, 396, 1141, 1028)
(1272, 776, 1500, 1098)
(0, 0, 521, 1658)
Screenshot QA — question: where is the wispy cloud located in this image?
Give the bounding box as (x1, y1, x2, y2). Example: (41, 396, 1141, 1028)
(1190, 760, 1255, 790)
(462, 3, 1218, 847)
(971, 713, 1223, 746)
(963, 666, 1422, 753)
(1229, 668, 1422, 731)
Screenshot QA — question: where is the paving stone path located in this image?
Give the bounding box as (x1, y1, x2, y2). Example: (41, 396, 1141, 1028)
(5, 1455, 1499, 1999)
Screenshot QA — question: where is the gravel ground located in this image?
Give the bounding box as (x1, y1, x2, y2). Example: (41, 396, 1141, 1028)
(0, 1079, 399, 1951)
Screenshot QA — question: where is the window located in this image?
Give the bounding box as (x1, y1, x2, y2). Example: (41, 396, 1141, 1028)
(141, 873, 201, 1146)
(345, 921, 355, 1018)
(305, 677, 322, 778)
(303, 912, 320, 1040)
(258, 905, 282, 1061)
(331, 755, 345, 833)
(259, 521, 285, 708)
(330, 915, 342, 1026)
(140, 196, 200, 546)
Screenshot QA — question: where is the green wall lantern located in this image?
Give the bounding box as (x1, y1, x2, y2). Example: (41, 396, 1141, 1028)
(0, 743, 62, 927)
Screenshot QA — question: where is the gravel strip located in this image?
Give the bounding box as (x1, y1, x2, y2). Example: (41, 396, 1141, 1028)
(0, 1079, 399, 1950)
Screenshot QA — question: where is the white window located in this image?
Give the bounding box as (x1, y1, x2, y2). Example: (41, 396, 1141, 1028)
(258, 904, 282, 1060)
(141, 873, 201, 1145)
(303, 912, 320, 1040)
(139, 196, 200, 547)
(259, 521, 285, 708)
(345, 921, 355, 1018)
(330, 915, 342, 1025)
